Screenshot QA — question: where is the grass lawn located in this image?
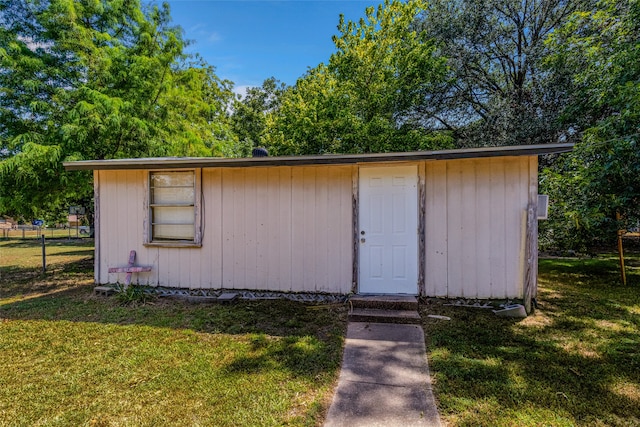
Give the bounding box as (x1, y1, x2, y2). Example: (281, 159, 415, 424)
(4, 239, 640, 426)
(422, 253, 640, 426)
(0, 240, 347, 426)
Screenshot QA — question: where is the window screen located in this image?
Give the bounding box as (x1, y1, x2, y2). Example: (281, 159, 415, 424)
(150, 171, 195, 241)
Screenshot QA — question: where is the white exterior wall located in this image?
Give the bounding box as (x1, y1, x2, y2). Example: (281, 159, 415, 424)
(424, 156, 536, 299)
(95, 156, 536, 298)
(96, 166, 354, 293)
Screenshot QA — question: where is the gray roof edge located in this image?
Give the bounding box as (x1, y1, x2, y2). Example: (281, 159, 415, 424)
(63, 143, 574, 171)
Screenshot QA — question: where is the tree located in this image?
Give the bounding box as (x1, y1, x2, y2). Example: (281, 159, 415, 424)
(264, 65, 352, 155)
(230, 77, 286, 155)
(539, 0, 640, 249)
(265, 0, 453, 155)
(416, 0, 583, 147)
(0, 0, 237, 219)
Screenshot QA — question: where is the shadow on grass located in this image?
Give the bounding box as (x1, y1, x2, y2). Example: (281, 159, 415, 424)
(539, 257, 621, 278)
(1, 240, 344, 426)
(223, 334, 337, 377)
(0, 238, 94, 248)
(1, 256, 347, 383)
(0, 256, 95, 297)
(49, 249, 95, 257)
(422, 256, 640, 425)
(539, 256, 640, 282)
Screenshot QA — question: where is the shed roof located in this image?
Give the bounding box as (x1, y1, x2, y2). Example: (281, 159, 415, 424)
(63, 143, 573, 171)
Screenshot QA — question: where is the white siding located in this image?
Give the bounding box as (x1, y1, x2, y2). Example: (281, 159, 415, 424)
(96, 156, 535, 298)
(424, 156, 534, 299)
(97, 166, 354, 293)
(425, 161, 448, 296)
(97, 170, 150, 286)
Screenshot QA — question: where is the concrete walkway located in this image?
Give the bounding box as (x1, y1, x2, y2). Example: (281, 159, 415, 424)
(324, 322, 442, 427)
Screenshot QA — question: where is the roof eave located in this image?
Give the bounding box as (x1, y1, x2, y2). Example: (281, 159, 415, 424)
(63, 143, 574, 171)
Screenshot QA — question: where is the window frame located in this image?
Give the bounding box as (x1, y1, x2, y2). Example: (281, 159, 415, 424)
(144, 169, 202, 248)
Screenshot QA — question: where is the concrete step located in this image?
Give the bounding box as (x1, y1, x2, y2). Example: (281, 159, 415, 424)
(348, 308, 422, 324)
(349, 295, 419, 311)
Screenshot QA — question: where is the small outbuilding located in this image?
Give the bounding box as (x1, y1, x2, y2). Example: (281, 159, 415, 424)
(64, 143, 572, 308)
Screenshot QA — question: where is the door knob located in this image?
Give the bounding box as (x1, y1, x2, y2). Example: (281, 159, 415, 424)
(360, 238, 366, 243)
(360, 230, 365, 235)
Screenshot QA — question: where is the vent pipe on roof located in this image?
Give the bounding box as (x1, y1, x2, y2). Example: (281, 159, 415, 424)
(252, 147, 268, 157)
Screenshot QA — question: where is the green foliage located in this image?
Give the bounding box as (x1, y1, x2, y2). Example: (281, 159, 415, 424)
(541, 0, 640, 249)
(231, 77, 286, 155)
(1, 0, 636, 252)
(265, 0, 453, 155)
(114, 284, 154, 306)
(264, 64, 350, 155)
(0, 0, 238, 219)
(416, 0, 581, 147)
(0, 141, 90, 218)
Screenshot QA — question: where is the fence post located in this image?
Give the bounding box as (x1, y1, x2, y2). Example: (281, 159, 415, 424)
(42, 235, 47, 272)
(616, 211, 627, 286)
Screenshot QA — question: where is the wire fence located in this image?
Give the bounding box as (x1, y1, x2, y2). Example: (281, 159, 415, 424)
(0, 226, 92, 240)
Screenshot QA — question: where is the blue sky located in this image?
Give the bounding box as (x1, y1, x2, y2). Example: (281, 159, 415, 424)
(164, 1, 373, 95)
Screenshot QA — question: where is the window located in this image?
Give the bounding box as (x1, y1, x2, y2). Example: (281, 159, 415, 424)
(148, 170, 199, 244)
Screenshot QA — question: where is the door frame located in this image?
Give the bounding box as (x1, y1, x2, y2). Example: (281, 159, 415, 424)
(353, 163, 423, 295)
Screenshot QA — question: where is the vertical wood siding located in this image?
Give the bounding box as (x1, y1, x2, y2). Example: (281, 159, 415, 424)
(93, 170, 101, 284)
(96, 157, 535, 298)
(97, 166, 353, 293)
(424, 156, 533, 299)
(98, 170, 149, 285)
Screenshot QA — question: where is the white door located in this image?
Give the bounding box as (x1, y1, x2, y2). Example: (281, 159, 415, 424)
(359, 165, 418, 294)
